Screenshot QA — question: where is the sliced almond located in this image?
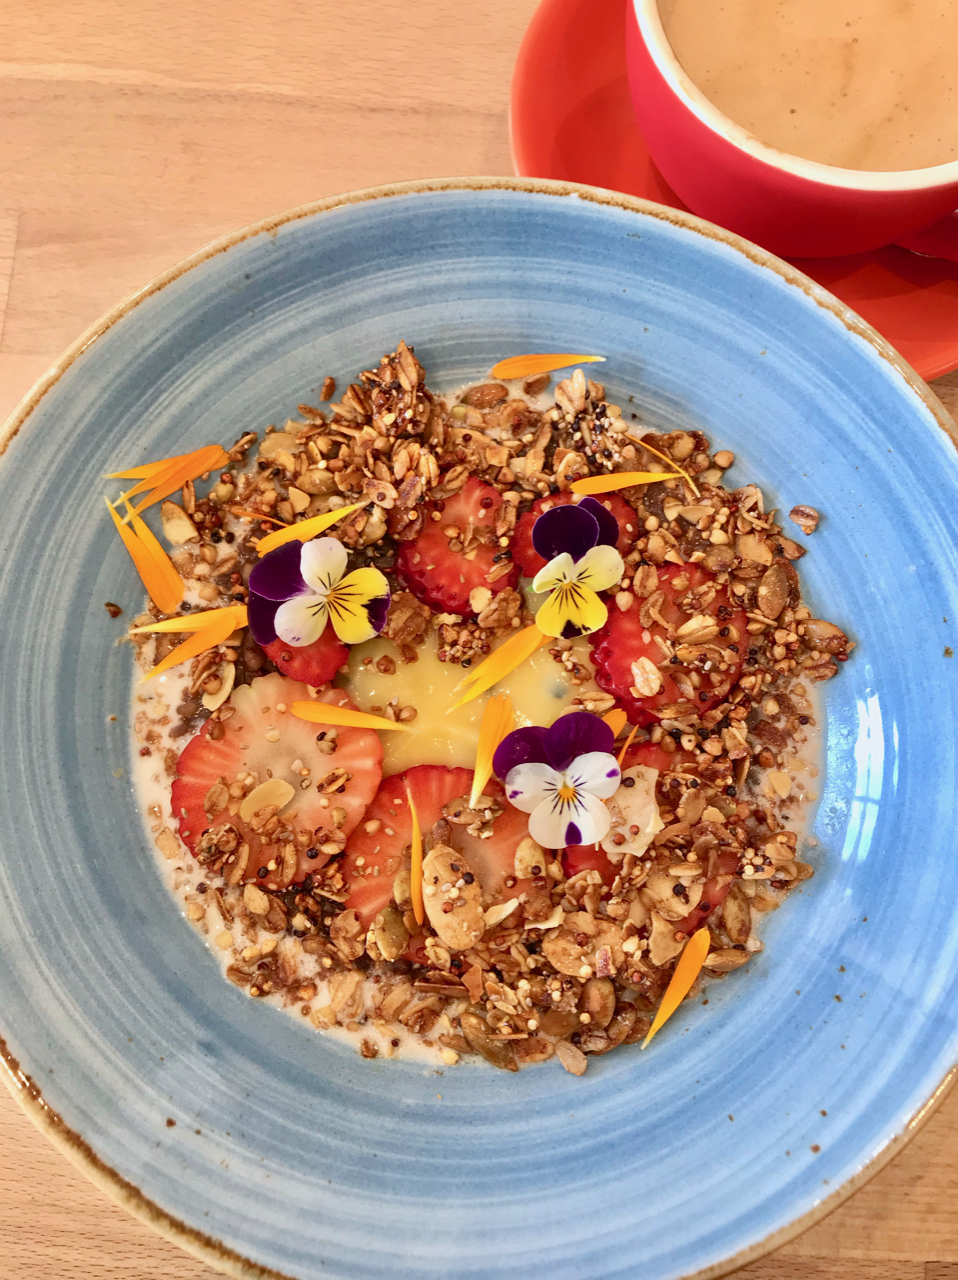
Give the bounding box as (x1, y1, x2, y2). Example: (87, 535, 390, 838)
(526, 904, 564, 931)
(160, 500, 199, 545)
(258, 431, 301, 458)
(736, 532, 774, 566)
(239, 778, 295, 823)
(513, 836, 547, 880)
(554, 1039, 588, 1076)
(674, 614, 720, 643)
(647, 911, 687, 966)
(483, 898, 520, 930)
(393, 865, 411, 909)
(422, 844, 484, 950)
(202, 662, 235, 712)
(703, 948, 750, 972)
(370, 905, 409, 962)
(767, 770, 792, 799)
(678, 504, 712, 523)
(243, 882, 270, 916)
(154, 827, 181, 860)
(288, 486, 311, 514)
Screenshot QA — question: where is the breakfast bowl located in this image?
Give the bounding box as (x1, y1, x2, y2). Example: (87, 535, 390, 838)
(1, 177, 957, 1280)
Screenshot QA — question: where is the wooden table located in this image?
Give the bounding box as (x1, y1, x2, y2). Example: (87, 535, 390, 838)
(3, 3, 958, 1276)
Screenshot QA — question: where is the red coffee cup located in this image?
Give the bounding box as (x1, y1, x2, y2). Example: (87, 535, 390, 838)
(625, 0, 958, 260)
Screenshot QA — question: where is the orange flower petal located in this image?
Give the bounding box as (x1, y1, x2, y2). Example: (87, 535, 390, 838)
(617, 723, 640, 767)
(255, 501, 367, 556)
(145, 610, 238, 681)
(602, 708, 628, 738)
(125, 504, 189, 610)
(452, 625, 549, 708)
(570, 471, 680, 496)
(626, 435, 701, 499)
(124, 445, 231, 517)
(289, 701, 412, 732)
(130, 604, 248, 635)
(407, 784, 425, 927)
(106, 446, 213, 480)
(489, 354, 605, 380)
(229, 509, 288, 527)
(105, 499, 183, 615)
(642, 926, 711, 1049)
(469, 693, 514, 808)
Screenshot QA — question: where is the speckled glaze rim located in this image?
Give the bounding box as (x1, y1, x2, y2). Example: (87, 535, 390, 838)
(2, 175, 957, 1280)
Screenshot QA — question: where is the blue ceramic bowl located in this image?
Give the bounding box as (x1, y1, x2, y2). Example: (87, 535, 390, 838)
(2, 179, 958, 1280)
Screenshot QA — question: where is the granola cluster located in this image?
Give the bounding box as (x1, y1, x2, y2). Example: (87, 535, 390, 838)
(134, 341, 850, 1073)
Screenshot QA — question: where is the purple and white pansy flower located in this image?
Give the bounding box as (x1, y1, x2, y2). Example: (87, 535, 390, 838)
(530, 496, 625, 639)
(493, 711, 621, 849)
(248, 536, 390, 648)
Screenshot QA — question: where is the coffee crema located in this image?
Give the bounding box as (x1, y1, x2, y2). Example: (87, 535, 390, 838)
(658, 0, 958, 172)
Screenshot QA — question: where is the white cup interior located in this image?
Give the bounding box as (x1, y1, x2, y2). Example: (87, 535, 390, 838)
(634, 0, 958, 192)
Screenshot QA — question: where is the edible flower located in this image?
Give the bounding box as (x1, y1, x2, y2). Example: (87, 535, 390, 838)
(602, 707, 628, 738)
(254, 501, 367, 556)
(570, 470, 681, 496)
(489, 353, 605, 380)
(105, 497, 183, 615)
(450, 624, 548, 709)
(628, 435, 700, 499)
(248, 537, 390, 648)
(131, 603, 247, 680)
(407, 783, 425, 926)
(108, 444, 231, 519)
(470, 693, 513, 808)
(643, 926, 711, 1049)
(493, 712, 620, 849)
(290, 701, 412, 732)
(531, 496, 625, 638)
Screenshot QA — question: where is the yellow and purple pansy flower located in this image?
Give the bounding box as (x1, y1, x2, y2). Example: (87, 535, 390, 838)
(248, 537, 390, 648)
(530, 497, 625, 638)
(493, 712, 621, 848)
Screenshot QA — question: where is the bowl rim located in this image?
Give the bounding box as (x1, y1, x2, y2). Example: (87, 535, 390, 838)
(2, 173, 957, 1280)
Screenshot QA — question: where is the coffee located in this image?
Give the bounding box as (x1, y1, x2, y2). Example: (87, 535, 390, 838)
(658, 0, 958, 172)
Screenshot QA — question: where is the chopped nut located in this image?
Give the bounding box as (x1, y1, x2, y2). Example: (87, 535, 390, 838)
(555, 1040, 588, 1076)
(239, 778, 295, 823)
(789, 504, 820, 535)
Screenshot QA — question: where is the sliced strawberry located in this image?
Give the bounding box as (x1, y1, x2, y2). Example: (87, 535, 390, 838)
(171, 673, 382, 886)
(343, 765, 530, 926)
(621, 740, 697, 774)
(672, 848, 741, 935)
(512, 492, 639, 578)
(262, 623, 348, 686)
(563, 842, 617, 885)
(590, 563, 747, 725)
(394, 476, 518, 615)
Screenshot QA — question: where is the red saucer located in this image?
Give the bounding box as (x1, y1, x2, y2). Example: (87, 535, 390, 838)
(511, 0, 958, 381)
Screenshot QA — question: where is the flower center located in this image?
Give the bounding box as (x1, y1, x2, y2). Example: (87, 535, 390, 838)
(557, 781, 578, 804)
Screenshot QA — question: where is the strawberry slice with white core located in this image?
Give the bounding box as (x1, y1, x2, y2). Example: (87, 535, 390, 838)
(590, 563, 747, 725)
(171, 673, 382, 886)
(262, 623, 348, 686)
(394, 476, 519, 615)
(343, 765, 530, 926)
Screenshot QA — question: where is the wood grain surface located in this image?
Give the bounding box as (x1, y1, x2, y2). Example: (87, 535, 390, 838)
(2, 2, 958, 1277)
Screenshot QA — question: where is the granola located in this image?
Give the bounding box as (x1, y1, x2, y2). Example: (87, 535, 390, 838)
(125, 342, 850, 1073)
